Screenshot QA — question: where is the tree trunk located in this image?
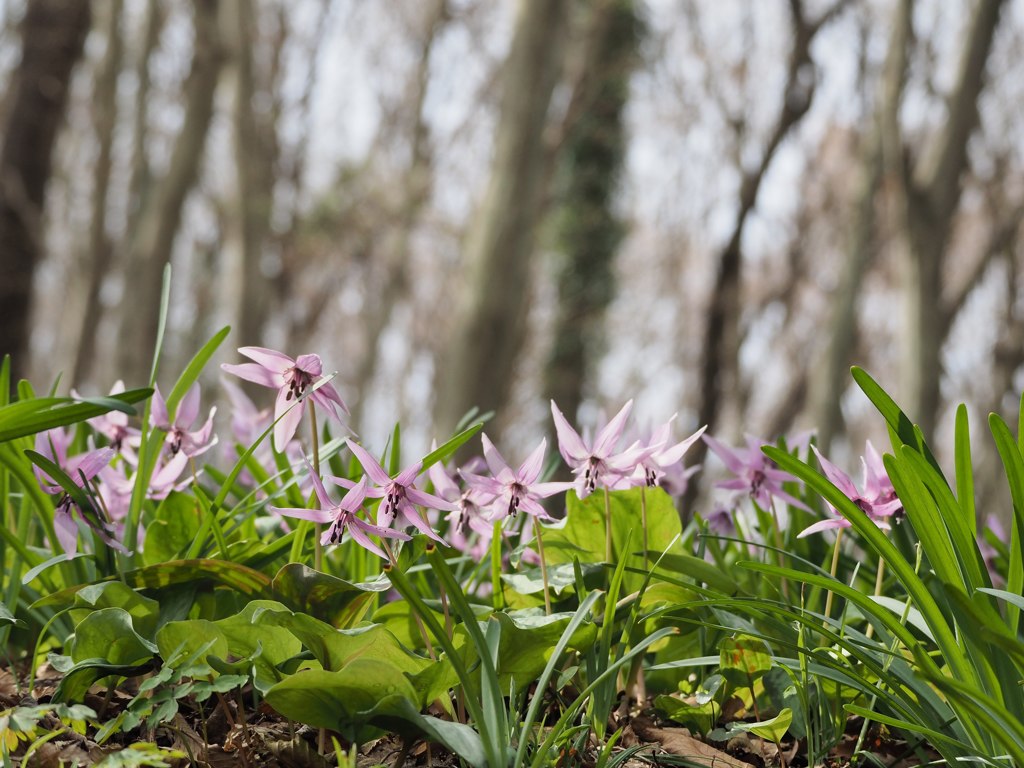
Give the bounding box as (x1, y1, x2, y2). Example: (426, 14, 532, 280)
(543, 0, 639, 425)
(352, 0, 448, 421)
(72, 0, 124, 388)
(218, 0, 276, 349)
(0, 0, 90, 381)
(898, 0, 1004, 439)
(116, 0, 223, 383)
(436, 0, 569, 433)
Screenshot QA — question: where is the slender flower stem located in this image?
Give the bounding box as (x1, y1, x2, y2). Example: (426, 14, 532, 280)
(768, 500, 789, 600)
(534, 519, 552, 615)
(383, 539, 436, 660)
(641, 485, 649, 571)
(823, 528, 844, 623)
(604, 486, 612, 564)
(309, 405, 322, 572)
(865, 558, 886, 640)
(490, 520, 504, 611)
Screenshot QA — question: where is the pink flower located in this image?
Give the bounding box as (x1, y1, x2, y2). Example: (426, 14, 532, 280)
(151, 384, 217, 458)
(271, 471, 410, 559)
(346, 440, 453, 544)
(221, 347, 348, 451)
(704, 433, 810, 512)
(462, 435, 572, 521)
(797, 442, 902, 538)
(550, 400, 648, 498)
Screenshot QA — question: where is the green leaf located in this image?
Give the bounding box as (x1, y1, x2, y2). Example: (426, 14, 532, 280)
(263, 660, 419, 743)
(271, 563, 386, 628)
(491, 609, 597, 689)
(72, 582, 161, 640)
(0, 602, 24, 628)
(70, 608, 158, 665)
(544, 487, 685, 589)
(123, 559, 272, 596)
(501, 562, 603, 596)
(52, 659, 155, 703)
(0, 389, 151, 444)
(420, 423, 484, 471)
(719, 635, 772, 686)
(851, 367, 942, 473)
(155, 621, 227, 676)
(142, 492, 201, 566)
(989, 413, 1024, 634)
(731, 708, 792, 742)
(654, 694, 718, 734)
(954, 404, 976, 535)
(164, 326, 230, 420)
(214, 601, 301, 693)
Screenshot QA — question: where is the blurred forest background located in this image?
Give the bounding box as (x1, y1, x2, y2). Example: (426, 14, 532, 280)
(0, 0, 1022, 512)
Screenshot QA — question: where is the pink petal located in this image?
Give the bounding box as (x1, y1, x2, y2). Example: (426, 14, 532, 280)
(221, 362, 279, 389)
(346, 440, 392, 486)
(702, 434, 747, 474)
(551, 400, 589, 465)
(150, 386, 170, 429)
(811, 445, 858, 499)
(304, 461, 336, 509)
(338, 476, 370, 512)
(177, 383, 201, 427)
(398, 502, 446, 543)
(346, 525, 389, 559)
(294, 353, 323, 376)
(797, 518, 850, 538)
(531, 480, 573, 498)
(406, 486, 456, 512)
(428, 461, 459, 502)
(54, 509, 79, 555)
(594, 400, 633, 456)
(273, 387, 304, 452)
(270, 505, 333, 524)
(517, 438, 547, 485)
(239, 346, 294, 374)
(656, 426, 707, 467)
(481, 433, 511, 478)
(394, 461, 423, 488)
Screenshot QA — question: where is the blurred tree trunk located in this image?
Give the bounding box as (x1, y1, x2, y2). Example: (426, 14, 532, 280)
(811, 0, 911, 454)
(353, 0, 448, 419)
(436, 0, 569, 433)
(896, 0, 1004, 440)
(686, 0, 840, 502)
(543, 0, 639, 424)
(71, 0, 124, 387)
(0, 0, 90, 381)
(218, 0, 276, 348)
(116, 0, 223, 382)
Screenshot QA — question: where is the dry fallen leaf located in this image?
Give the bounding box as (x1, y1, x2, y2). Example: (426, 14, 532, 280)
(631, 716, 752, 767)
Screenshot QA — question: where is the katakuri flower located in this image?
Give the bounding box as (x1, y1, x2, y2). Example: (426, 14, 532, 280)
(75, 380, 140, 456)
(797, 442, 902, 538)
(551, 399, 647, 498)
(703, 433, 810, 512)
(271, 471, 410, 559)
(151, 384, 217, 457)
(629, 418, 706, 489)
(346, 439, 452, 544)
(462, 434, 572, 521)
(428, 456, 495, 539)
(33, 429, 121, 555)
(221, 347, 348, 451)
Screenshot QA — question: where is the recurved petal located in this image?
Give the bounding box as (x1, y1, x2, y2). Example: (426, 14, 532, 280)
(178, 383, 201, 428)
(346, 440, 392, 486)
(239, 346, 294, 373)
(594, 400, 633, 457)
(481, 433, 511, 478)
(811, 445, 858, 499)
(517, 438, 547, 485)
(150, 386, 170, 429)
(551, 400, 589, 465)
(221, 361, 279, 388)
(294, 353, 323, 376)
(797, 517, 850, 538)
(269, 505, 334, 524)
